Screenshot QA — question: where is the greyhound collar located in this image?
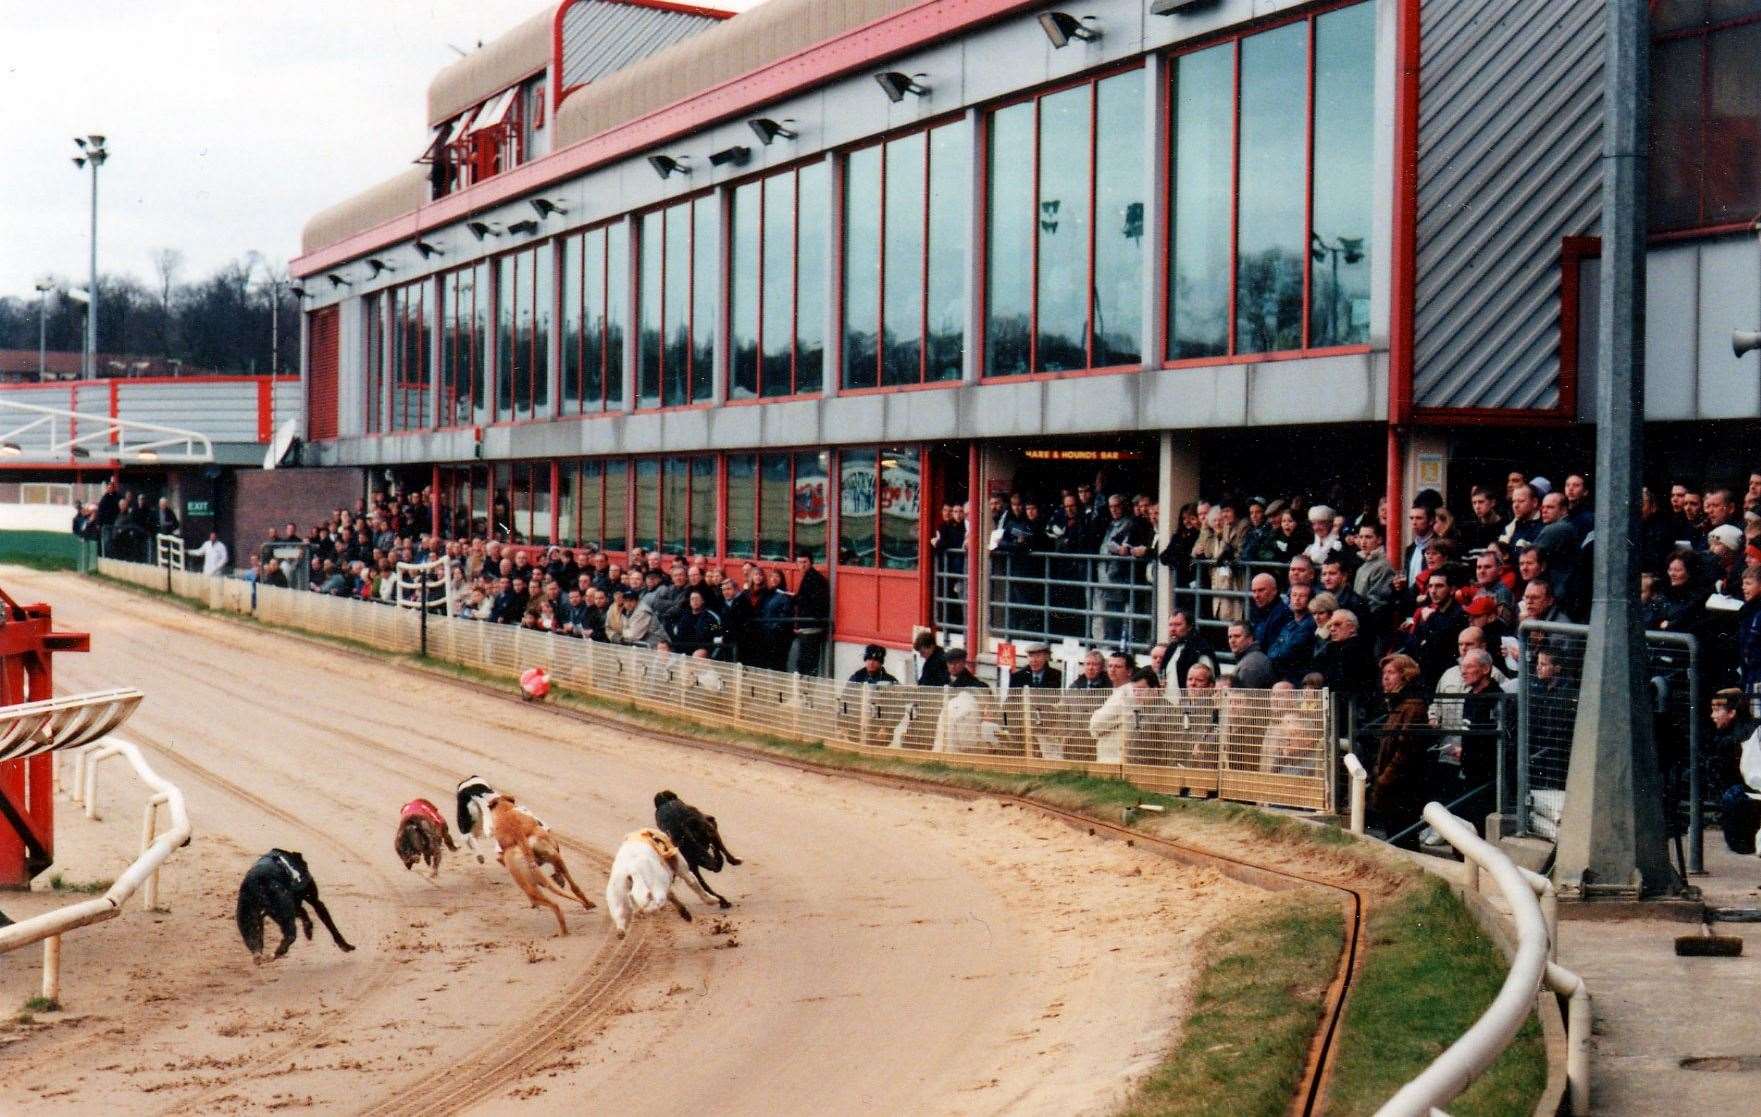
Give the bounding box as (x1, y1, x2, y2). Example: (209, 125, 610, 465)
(274, 854, 304, 888)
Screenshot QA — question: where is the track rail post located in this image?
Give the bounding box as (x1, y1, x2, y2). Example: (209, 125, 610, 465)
(41, 933, 60, 1004)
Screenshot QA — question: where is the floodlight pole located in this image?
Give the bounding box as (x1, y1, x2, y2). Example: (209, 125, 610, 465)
(1554, 0, 1674, 898)
(86, 155, 99, 381)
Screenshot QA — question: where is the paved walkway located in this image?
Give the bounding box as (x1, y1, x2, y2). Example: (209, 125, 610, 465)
(1554, 841, 1761, 1114)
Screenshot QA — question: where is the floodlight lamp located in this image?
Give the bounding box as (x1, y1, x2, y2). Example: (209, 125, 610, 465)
(747, 117, 798, 146)
(69, 445, 91, 460)
(506, 219, 540, 236)
(73, 137, 87, 150)
(367, 258, 395, 276)
(65, 288, 90, 305)
(414, 239, 444, 259)
(34, 278, 54, 294)
(647, 155, 689, 180)
(0, 442, 21, 457)
(72, 156, 86, 169)
(467, 220, 503, 240)
(133, 449, 159, 463)
(87, 134, 105, 149)
(529, 198, 567, 218)
(707, 144, 751, 168)
(327, 273, 352, 289)
(874, 72, 930, 103)
(1149, 0, 1219, 13)
(1038, 11, 1100, 48)
(287, 281, 307, 297)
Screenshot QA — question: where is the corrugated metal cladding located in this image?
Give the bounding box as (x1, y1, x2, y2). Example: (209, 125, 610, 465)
(560, 1, 723, 92)
(0, 386, 70, 453)
(116, 383, 262, 444)
(1413, 0, 1603, 411)
(272, 379, 301, 431)
(308, 307, 341, 441)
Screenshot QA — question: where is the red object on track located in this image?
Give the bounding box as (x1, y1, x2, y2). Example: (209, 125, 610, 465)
(0, 587, 90, 887)
(519, 666, 551, 702)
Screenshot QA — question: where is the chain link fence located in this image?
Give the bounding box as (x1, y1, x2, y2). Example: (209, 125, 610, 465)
(97, 557, 1334, 813)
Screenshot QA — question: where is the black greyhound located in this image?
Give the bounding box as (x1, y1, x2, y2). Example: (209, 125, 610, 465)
(653, 790, 741, 908)
(234, 849, 355, 962)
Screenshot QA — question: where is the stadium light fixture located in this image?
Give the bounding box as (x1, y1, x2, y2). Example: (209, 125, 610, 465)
(466, 220, 503, 240)
(1150, 0, 1219, 13)
(0, 442, 21, 457)
(647, 154, 690, 180)
(707, 144, 751, 168)
(747, 117, 798, 146)
(327, 273, 352, 289)
(874, 72, 930, 103)
(1038, 12, 1100, 47)
(367, 258, 396, 277)
(506, 219, 540, 236)
(529, 197, 568, 219)
(414, 240, 444, 260)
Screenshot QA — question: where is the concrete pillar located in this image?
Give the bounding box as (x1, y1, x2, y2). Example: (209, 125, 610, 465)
(618, 214, 638, 414)
(1156, 431, 1199, 625)
(823, 150, 842, 399)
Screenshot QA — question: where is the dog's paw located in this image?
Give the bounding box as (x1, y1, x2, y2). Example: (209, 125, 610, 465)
(678, 907, 694, 923)
(476, 854, 486, 864)
(338, 942, 356, 953)
(252, 953, 267, 966)
(725, 856, 742, 866)
(717, 899, 731, 910)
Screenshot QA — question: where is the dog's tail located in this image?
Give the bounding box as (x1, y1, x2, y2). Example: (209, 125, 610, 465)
(235, 884, 264, 956)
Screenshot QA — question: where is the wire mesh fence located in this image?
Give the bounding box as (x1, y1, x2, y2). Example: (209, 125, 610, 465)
(1516, 619, 1703, 869)
(96, 557, 1334, 812)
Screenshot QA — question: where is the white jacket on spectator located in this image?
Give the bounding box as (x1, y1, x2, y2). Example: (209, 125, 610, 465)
(1087, 685, 1142, 764)
(188, 537, 229, 576)
(934, 690, 998, 753)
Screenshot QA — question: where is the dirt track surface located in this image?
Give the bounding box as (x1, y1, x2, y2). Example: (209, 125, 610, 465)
(0, 570, 1261, 1115)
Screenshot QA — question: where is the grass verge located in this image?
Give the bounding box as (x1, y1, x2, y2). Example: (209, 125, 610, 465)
(20, 996, 59, 1014)
(0, 531, 87, 571)
(88, 570, 1549, 1115)
(1326, 876, 1548, 1117)
(1118, 891, 1345, 1117)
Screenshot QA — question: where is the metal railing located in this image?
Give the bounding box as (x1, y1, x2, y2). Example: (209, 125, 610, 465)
(153, 532, 184, 575)
(1515, 620, 1703, 870)
(98, 556, 1334, 813)
(0, 688, 189, 1008)
(1376, 803, 1589, 1117)
(986, 550, 1158, 653)
(931, 549, 966, 645)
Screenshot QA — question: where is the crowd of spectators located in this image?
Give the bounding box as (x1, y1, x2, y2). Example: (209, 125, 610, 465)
(228, 489, 835, 675)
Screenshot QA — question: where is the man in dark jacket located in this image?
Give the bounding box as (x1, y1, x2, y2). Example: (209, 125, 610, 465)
(1405, 573, 1469, 689)
(914, 631, 950, 687)
(1247, 574, 1293, 653)
(847, 644, 899, 686)
(95, 479, 122, 555)
(1009, 642, 1063, 689)
(1738, 564, 1761, 705)
(1226, 622, 1276, 689)
(790, 555, 830, 676)
(1067, 649, 1111, 690)
(669, 589, 723, 657)
(945, 647, 987, 688)
(1163, 610, 1217, 690)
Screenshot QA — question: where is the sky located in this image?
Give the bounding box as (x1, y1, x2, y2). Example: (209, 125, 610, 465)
(0, 0, 766, 300)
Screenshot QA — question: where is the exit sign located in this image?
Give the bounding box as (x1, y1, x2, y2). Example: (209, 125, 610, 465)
(185, 500, 212, 517)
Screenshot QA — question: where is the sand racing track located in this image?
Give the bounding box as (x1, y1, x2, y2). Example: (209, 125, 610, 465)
(0, 570, 1287, 1115)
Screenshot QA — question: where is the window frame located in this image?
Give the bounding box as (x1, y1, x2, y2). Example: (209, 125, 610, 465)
(979, 60, 1147, 380)
(729, 157, 830, 401)
(840, 113, 969, 393)
(1648, 2, 1761, 239)
(439, 260, 491, 429)
(635, 192, 717, 411)
(1158, 0, 1378, 369)
(491, 242, 553, 425)
(631, 452, 719, 556)
(363, 291, 386, 434)
(835, 444, 921, 572)
(559, 220, 630, 415)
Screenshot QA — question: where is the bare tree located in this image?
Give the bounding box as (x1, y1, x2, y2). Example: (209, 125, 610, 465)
(149, 247, 184, 357)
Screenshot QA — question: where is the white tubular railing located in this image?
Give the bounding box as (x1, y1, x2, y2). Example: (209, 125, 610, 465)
(155, 533, 185, 572)
(1376, 803, 1590, 1117)
(394, 557, 451, 615)
(1343, 751, 1367, 836)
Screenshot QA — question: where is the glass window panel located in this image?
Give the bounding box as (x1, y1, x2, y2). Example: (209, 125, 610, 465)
(604, 460, 627, 550)
(762, 172, 796, 395)
(637, 212, 663, 407)
(495, 259, 515, 420)
(633, 459, 659, 551)
(1094, 69, 1146, 367)
(470, 465, 488, 537)
(663, 203, 691, 406)
(533, 247, 551, 416)
(1654, 0, 1707, 31)
(796, 160, 829, 393)
(530, 462, 552, 546)
(1705, 21, 1761, 223)
(689, 455, 716, 556)
(883, 131, 926, 385)
(582, 459, 605, 545)
(759, 453, 791, 560)
(692, 194, 717, 404)
(582, 229, 606, 410)
(1713, 0, 1761, 18)
(1036, 86, 1091, 372)
(606, 223, 628, 406)
(985, 102, 1035, 375)
(557, 462, 577, 546)
(491, 463, 513, 541)
(879, 447, 920, 572)
(662, 456, 690, 552)
(1236, 24, 1308, 354)
(726, 454, 757, 557)
(1311, 3, 1376, 347)
(730, 180, 761, 399)
(926, 123, 969, 382)
(514, 252, 535, 419)
(471, 263, 490, 426)
(562, 235, 582, 412)
(1170, 44, 1235, 360)
(838, 448, 877, 568)
(794, 450, 828, 564)
(1649, 37, 1704, 230)
(843, 145, 882, 388)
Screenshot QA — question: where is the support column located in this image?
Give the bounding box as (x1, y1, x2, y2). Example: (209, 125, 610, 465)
(1554, 0, 1672, 898)
(1156, 431, 1199, 626)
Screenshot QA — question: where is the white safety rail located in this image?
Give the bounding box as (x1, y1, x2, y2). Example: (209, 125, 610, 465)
(0, 688, 190, 1007)
(155, 532, 185, 573)
(1376, 803, 1590, 1117)
(394, 557, 452, 615)
(0, 396, 214, 464)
